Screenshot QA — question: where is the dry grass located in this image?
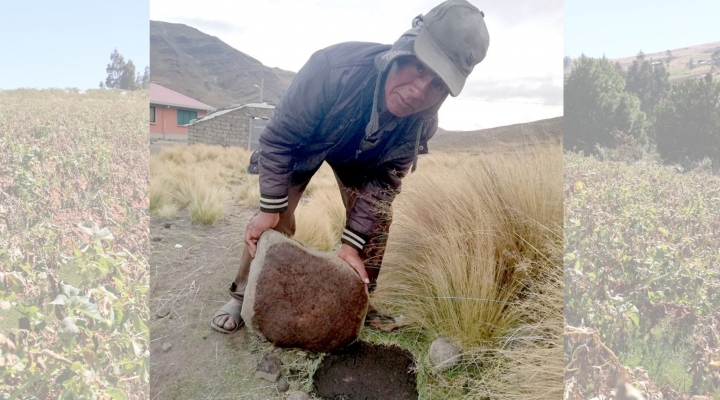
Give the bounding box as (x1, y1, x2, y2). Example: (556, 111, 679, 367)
(373, 143, 563, 398)
(294, 185, 345, 251)
(150, 144, 250, 224)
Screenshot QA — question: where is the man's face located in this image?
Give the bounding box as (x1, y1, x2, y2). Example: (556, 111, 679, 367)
(384, 56, 448, 117)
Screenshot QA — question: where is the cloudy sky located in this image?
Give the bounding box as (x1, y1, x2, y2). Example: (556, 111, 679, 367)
(151, 0, 563, 131)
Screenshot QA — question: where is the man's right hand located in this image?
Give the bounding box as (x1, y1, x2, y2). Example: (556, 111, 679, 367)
(245, 212, 280, 257)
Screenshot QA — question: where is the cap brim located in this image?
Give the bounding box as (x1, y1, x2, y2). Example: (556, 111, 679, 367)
(414, 28, 465, 97)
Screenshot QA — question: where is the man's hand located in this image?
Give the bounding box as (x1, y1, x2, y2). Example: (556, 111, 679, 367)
(338, 244, 369, 291)
(245, 212, 280, 257)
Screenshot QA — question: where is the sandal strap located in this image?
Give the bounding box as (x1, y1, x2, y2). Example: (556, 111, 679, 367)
(228, 282, 245, 301)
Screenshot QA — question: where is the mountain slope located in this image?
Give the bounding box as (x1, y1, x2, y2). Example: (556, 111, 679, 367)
(150, 20, 296, 108)
(430, 117, 562, 152)
(564, 41, 720, 82)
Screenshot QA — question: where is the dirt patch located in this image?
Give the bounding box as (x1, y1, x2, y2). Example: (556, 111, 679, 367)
(252, 241, 367, 353)
(312, 342, 418, 400)
(150, 203, 296, 399)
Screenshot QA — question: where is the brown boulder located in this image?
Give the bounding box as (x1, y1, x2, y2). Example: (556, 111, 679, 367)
(241, 230, 369, 353)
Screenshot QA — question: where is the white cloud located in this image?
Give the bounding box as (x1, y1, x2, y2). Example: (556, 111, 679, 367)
(151, 0, 563, 130)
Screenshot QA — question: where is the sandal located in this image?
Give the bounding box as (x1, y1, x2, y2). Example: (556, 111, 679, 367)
(211, 297, 245, 333)
(210, 282, 246, 333)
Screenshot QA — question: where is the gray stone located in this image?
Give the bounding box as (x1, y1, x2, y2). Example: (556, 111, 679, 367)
(155, 306, 171, 318)
(241, 230, 369, 353)
(429, 337, 462, 371)
(255, 353, 281, 382)
(286, 392, 309, 400)
(277, 379, 290, 392)
(162, 342, 173, 352)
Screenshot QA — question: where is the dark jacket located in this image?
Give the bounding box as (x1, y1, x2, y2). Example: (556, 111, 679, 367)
(257, 42, 439, 252)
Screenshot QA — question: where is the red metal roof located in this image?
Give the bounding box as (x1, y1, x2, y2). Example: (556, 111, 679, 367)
(149, 84, 215, 111)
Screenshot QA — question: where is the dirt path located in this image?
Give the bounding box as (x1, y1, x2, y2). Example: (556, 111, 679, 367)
(149, 203, 317, 399)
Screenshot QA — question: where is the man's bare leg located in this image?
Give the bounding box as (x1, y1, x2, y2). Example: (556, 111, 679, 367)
(212, 169, 315, 331)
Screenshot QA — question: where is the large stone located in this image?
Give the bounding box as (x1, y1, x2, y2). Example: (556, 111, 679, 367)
(428, 337, 462, 371)
(241, 230, 369, 353)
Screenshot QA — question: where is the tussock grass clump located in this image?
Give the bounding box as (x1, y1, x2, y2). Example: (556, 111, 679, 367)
(236, 175, 260, 208)
(373, 144, 563, 399)
(150, 144, 250, 224)
(294, 185, 345, 251)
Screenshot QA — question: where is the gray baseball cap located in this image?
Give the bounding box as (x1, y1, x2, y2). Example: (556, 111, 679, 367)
(414, 0, 490, 96)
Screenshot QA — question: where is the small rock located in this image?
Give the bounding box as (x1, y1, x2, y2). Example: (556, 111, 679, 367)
(163, 223, 172, 229)
(162, 342, 173, 352)
(277, 379, 290, 392)
(255, 353, 281, 382)
(155, 306, 171, 318)
(286, 392, 309, 400)
(429, 337, 461, 371)
(151, 236, 162, 242)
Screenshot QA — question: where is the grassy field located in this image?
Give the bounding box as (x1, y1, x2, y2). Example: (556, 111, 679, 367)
(149, 136, 563, 399)
(564, 152, 720, 398)
(0, 89, 149, 399)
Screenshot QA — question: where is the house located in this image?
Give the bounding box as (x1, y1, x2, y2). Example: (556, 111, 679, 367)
(150, 84, 215, 140)
(187, 103, 275, 150)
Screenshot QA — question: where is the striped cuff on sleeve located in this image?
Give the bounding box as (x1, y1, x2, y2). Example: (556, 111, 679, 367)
(259, 194, 288, 213)
(340, 227, 369, 252)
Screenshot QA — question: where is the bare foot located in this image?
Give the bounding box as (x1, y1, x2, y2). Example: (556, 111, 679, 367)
(213, 297, 243, 331)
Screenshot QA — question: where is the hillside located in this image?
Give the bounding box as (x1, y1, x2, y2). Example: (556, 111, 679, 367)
(565, 41, 720, 82)
(150, 21, 296, 108)
(430, 117, 562, 152)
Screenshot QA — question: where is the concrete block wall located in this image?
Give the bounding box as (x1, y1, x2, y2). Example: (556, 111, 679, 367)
(188, 106, 274, 148)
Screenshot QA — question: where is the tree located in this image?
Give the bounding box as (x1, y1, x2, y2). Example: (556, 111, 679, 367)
(136, 66, 150, 89)
(101, 48, 148, 90)
(688, 57, 695, 70)
(564, 55, 572, 70)
(564, 54, 648, 153)
(636, 50, 645, 60)
(625, 53, 671, 115)
(665, 49, 673, 63)
(712, 48, 720, 67)
(654, 73, 720, 165)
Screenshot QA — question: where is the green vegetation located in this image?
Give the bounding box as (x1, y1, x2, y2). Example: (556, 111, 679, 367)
(564, 55, 649, 155)
(564, 152, 720, 397)
(0, 89, 148, 399)
(565, 52, 720, 170)
(100, 48, 149, 90)
(655, 74, 720, 165)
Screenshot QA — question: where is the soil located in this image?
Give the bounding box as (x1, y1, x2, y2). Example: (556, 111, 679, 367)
(149, 202, 296, 399)
(312, 342, 418, 400)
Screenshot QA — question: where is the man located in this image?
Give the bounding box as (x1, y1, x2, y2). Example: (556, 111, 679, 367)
(212, 0, 489, 333)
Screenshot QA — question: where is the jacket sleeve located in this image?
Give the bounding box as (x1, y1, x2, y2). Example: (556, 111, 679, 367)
(257, 50, 332, 213)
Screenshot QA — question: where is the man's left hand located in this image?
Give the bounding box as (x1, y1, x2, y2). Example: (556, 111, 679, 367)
(338, 244, 369, 291)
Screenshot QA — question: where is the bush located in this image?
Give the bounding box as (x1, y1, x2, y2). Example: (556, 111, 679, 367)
(654, 74, 720, 166)
(565, 55, 649, 154)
